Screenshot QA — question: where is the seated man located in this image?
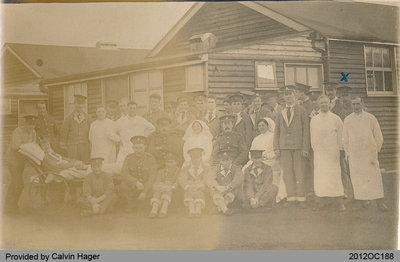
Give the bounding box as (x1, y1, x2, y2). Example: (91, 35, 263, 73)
(149, 151, 180, 218)
(79, 158, 117, 216)
(243, 150, 278, 209)
(40, 138, 88, 182)
(208, 149, 244, 215)
(179, 147, 212, 218)
(120, 136, 157, 212)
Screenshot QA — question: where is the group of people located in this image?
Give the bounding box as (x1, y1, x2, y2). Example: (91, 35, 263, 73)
(3, 82, 389, 217)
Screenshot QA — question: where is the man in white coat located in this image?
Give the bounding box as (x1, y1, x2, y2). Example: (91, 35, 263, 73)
(115, 101, 156, 171)
(342, 96, 388, 211)
(310, 95, 346, 211)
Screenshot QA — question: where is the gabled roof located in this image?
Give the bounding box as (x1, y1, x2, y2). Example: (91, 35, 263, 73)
(3, 43, 149, 80)
(149, 1, 399, 57)
(258, 1, 398, 43)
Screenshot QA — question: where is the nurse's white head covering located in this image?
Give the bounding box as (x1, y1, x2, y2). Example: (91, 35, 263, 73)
(256, 117, 275, 133)
(183, 120, 213, 141)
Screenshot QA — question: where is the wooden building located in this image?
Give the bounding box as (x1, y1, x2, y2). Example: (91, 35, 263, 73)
(39, 2, 398, 170)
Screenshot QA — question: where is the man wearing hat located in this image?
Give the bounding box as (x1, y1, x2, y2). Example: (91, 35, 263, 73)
(229, 93, 255, 149)
(143, 94, 168, 126)
(174, 95, 196, 132)
(243, 149, 278, 209)
(325, 82, 346, 121)
(213, 114, 248, 166)
(148, 116, 184, 169)
(294, 82, 314, 117)
(336, 85, 353, 121)
(79, 158, 117, 216)
(273, 86, 310, 208)
(120, 136, 157, 212)
(60, 94, 92, 163)
(248, 94, 263, 127)
(208, 149, 244, 215)
(4, 115, 37, 213)
(149, 150, 181, 218)
(179, 146, 212, 217)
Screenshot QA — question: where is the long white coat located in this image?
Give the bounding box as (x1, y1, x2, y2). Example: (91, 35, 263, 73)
(311, 111, 344, 197)
(89, 119, 120, 163)
(343, 111, 384, 200)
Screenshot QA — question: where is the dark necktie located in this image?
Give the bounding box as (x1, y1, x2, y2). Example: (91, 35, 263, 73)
(208, 111, 213, 122)
(286, 107, 292, 120)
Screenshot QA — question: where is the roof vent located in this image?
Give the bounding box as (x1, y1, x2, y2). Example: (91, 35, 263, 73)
(96, 42, 118, 50)
(189, 33, 217, 53)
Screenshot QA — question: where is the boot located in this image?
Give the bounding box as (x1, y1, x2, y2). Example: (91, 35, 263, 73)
(216, 198, 228, 214)
(149, 202, 159, 218)
(194, 201, 202, 218)
(159, 200, 169, 218)
(188, 201, 196, 218)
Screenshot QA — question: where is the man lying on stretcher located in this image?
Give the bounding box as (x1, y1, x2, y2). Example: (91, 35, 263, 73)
(39, 138, 89, 183)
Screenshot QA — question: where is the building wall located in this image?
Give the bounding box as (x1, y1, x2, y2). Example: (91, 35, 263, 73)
(207, 35, 323, 104)
(328, 40, 399, 171)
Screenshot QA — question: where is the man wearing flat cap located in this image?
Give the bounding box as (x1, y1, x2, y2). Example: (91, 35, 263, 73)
(79, 158, 117, 216)
(294, 82, 314, 118)
(325, 82, 346, 121)
(336, 85, 353, 121)
(148, 116, 184, 168)
(229, 93, 255, 149)
(203, 95, 223, 137)
(4, 115, 37, 213)
(208, 149, 244, 215)
(193, 93, 207, 120)
(60, 94, 92, 163)
(120, 136, 157, 212)
(274, 86, 310, 208)
(213, 114, 248, 166)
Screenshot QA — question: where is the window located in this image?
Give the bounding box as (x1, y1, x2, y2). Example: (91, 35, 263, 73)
(64, 83, 87, 117)
(364, 46, 397, 95)
(18, 99, 47, 123)
(186, 64, 205, 92)
(104, 75, 129, 102)
(1, 98, 12, 115)
(284, 63, 324, 90)
(255, 62, 277, 89)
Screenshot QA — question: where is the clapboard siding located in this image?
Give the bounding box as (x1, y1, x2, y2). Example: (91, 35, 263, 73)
(48, 85, 64, 122)
(329, 40, 399, 170)
(163, 66, 186, 104)
(207, 35, 322, 98)
(87, 80, 102, 119)
(159, 2, 296, 56)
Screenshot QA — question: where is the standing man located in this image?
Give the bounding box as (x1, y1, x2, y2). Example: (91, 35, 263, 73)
(204, 95, 222, 137)
(35, 102, 61, 154)
(174, 96, 196, 132)
(118, 97, 129, 120)
(343, 96, 388, 211)
(4, 115, 37, 213)
(273, 87, 310, 208)
(325, 82, 346, 121)
(143, 94, 167, 126)
(295, 82, 314, 117)
(248, 94, 263, 127)
(229, 93, 255, 149)
(106, 100, 120, 122)
(310, 95, 346, 211)
(60, 95, 92, 163)
(336, 85, 353, 120)
(115, 101, 156, 170)
(193, 94, 207, 120)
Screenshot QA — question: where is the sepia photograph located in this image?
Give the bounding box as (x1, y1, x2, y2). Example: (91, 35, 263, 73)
(0, 0, 399, 251)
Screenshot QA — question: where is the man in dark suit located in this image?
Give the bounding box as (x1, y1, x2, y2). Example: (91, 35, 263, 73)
(325, 82, 346, 121)
(295, 82, 314, 117)
(60, 94, 92, 163)
(229, 93, 255, 149)
(274, 87, 310, 208)
(248, 94, 263, 127)
(203, 95, 223, 137)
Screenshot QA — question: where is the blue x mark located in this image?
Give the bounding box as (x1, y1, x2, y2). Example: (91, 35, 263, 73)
(340, 72, 350, 82)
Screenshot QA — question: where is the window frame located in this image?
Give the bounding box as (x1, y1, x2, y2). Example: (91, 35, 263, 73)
(255, 61, 278, 90)
(1, 98, 12, 115)
(63, 82, 88, 117)
(364, 45, 398, 97)
(283, 63, 324, 91)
